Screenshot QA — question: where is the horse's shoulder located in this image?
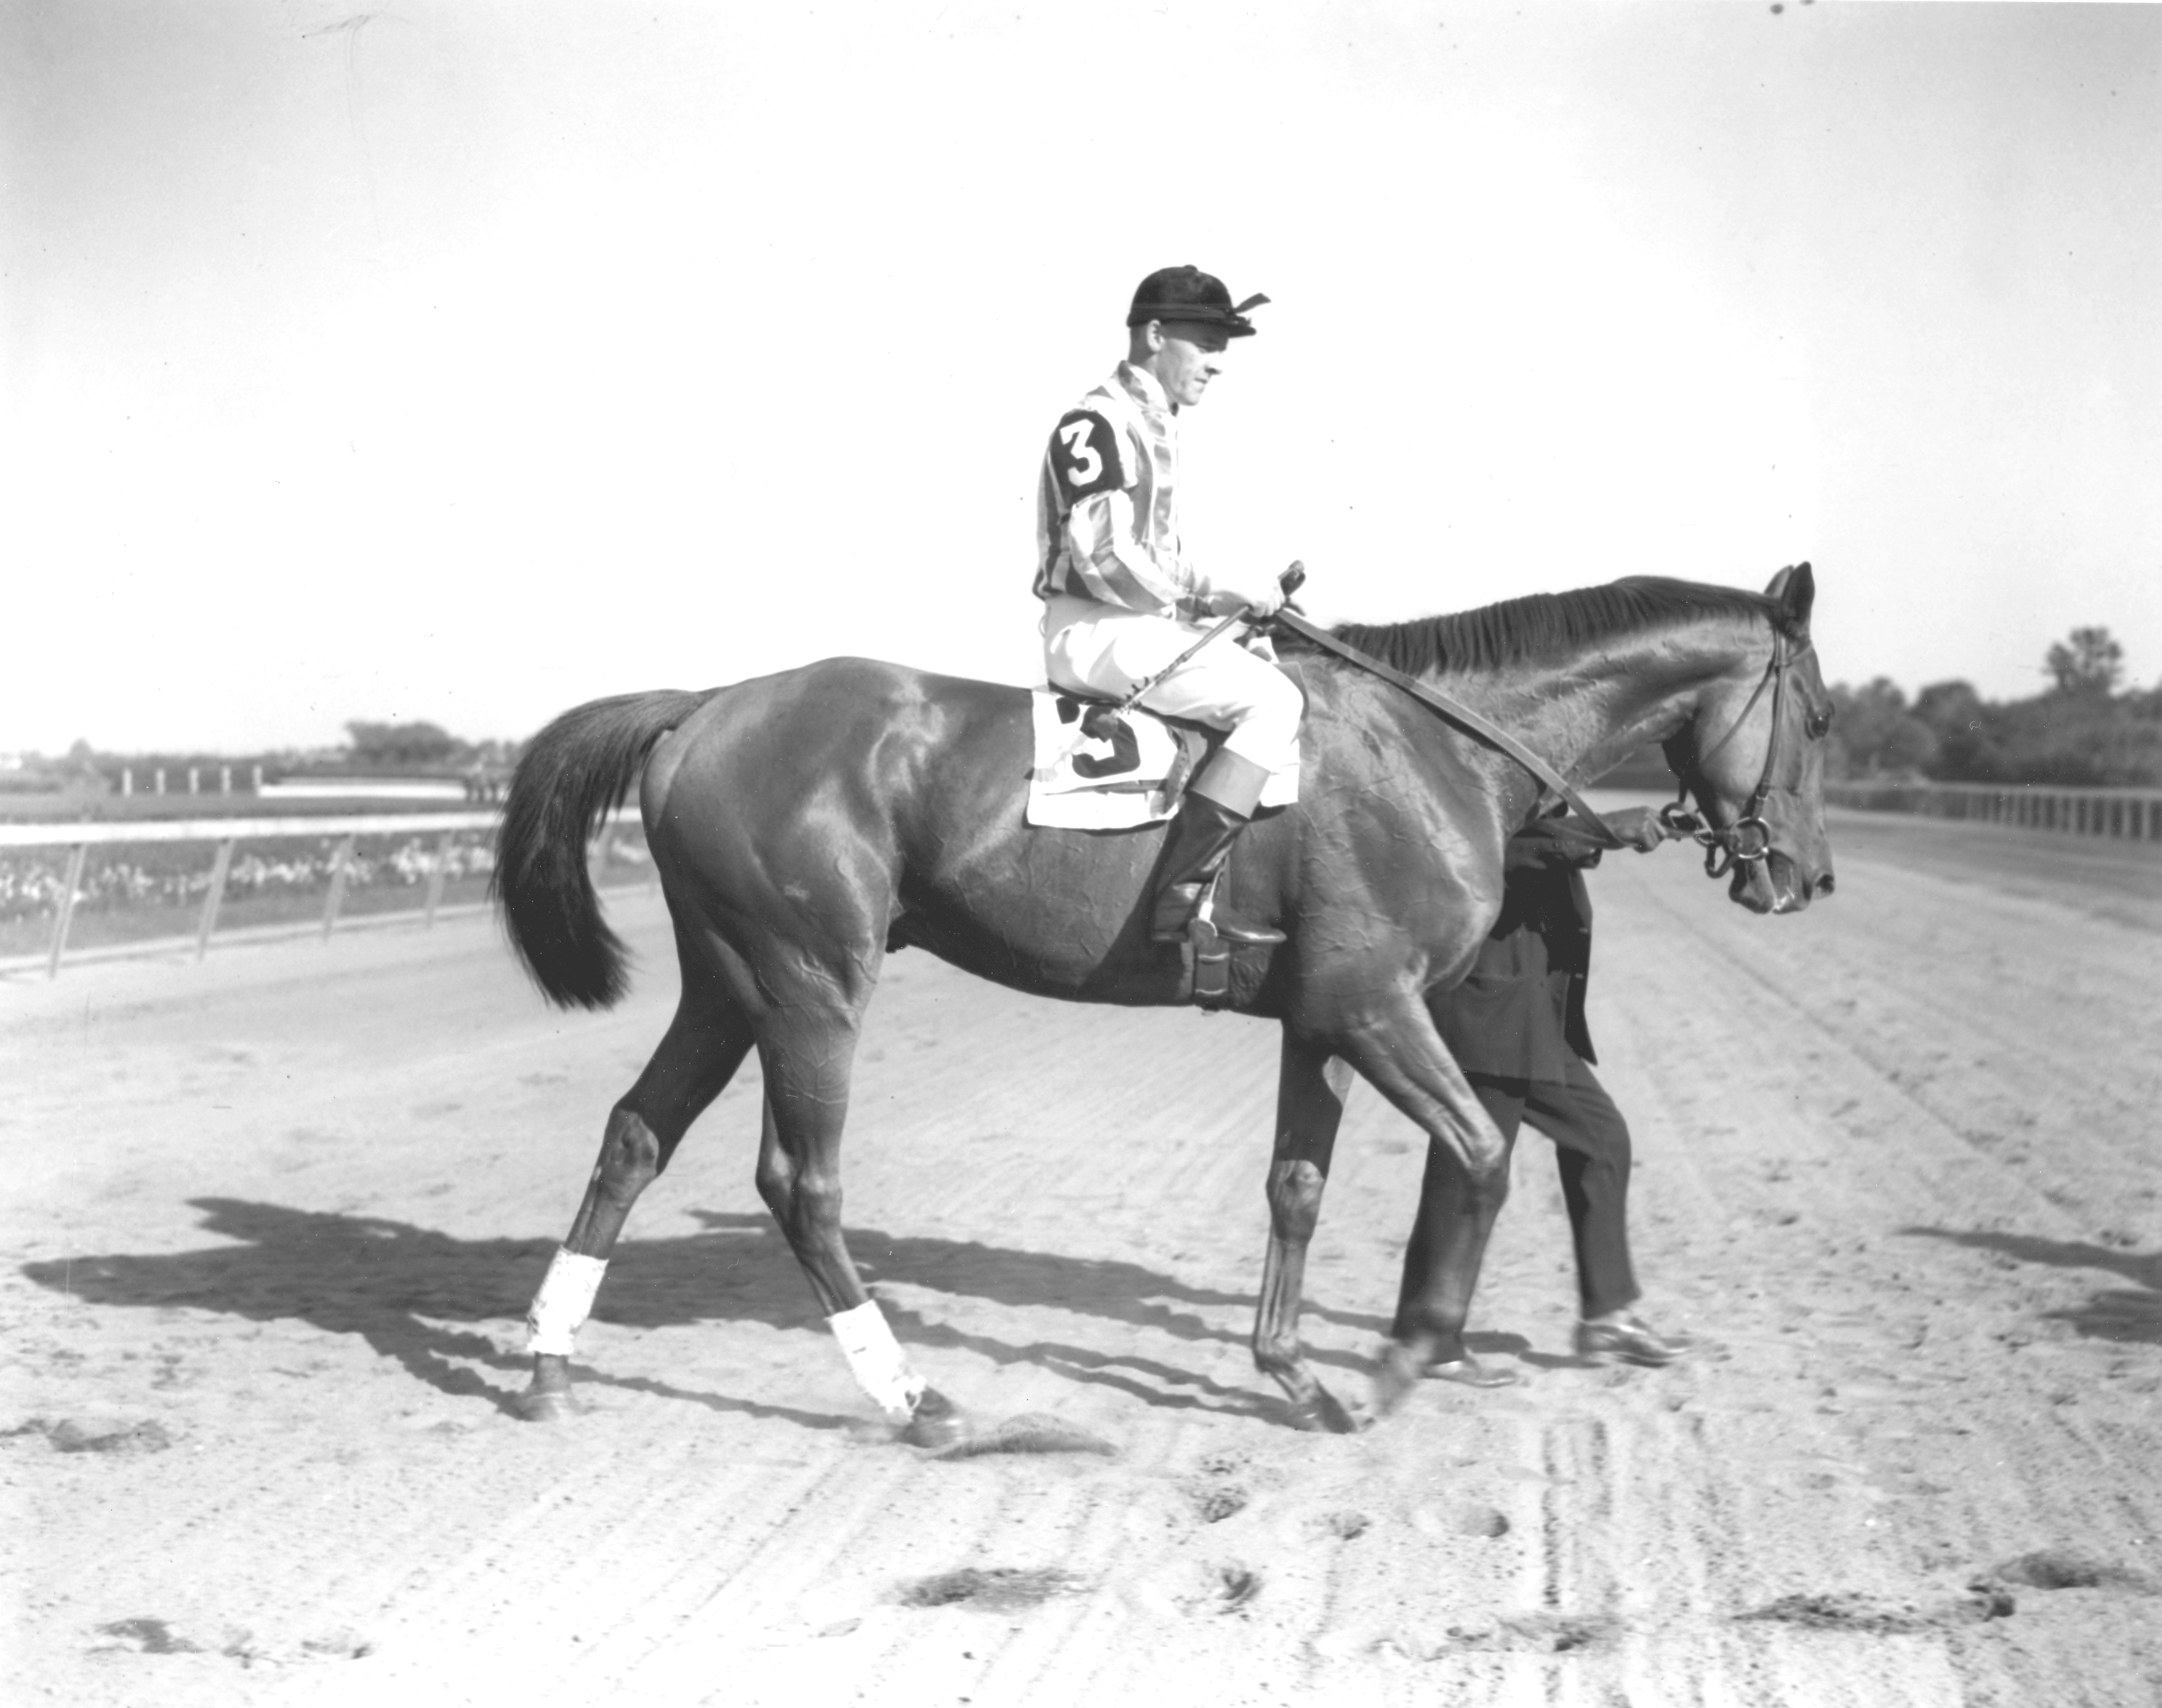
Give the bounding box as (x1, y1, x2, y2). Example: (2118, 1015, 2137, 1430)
(1282, 657, 1428, 748)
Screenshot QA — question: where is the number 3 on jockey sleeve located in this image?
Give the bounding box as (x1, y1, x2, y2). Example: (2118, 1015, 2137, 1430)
(1053, 411, 1124, 501)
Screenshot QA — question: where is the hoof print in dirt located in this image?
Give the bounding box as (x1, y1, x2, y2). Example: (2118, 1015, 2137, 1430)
(1984, 1548, 2158, 1595)
(1735, 1591, 1925, 1634)
(1411, 1501, 1511, 1541)
(1435, 1617, 1608, 1660)
(1487, 1612, 1614, 1654)
(924, 1412, 1115, 1460)
(1184, 1452, 1258, 1523)
(48, 1418, 173, 1455)
(1735, 1590, 2006, 1634)
(93, 1617, 203, 1656)
(92, 1619, 266, 1664)
(1963, 1582, 2019, 1621)
(1454, 1503, 1512, 1539)
(301, 1628, 376, 1660)
(1316, 1509, 1371, 1540)
(897, 1567, 1086, 1612)
(1215, 1565, 1261, 1612)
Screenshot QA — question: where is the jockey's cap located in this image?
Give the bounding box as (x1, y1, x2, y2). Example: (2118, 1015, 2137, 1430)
(1127, 265, 1269, 338)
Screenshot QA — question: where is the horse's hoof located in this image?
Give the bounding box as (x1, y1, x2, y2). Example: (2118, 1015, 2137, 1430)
(1369, 1346, 1424, 1418)
(514, 1387, 579, 1423)
(900, 1387, 968, 1451)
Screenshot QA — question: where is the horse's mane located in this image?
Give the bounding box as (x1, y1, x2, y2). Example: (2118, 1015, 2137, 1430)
(1304, 576, 1787, 678)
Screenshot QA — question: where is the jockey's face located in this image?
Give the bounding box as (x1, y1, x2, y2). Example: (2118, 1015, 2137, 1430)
(1133, 320, 1233, 409)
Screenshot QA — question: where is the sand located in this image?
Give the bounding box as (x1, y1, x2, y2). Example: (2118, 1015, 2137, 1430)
(4, 806, 2158, 1706)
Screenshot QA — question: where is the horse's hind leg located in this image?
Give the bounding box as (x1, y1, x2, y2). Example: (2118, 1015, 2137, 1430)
(751, 1011, 965, 1449)
(1251, 1033, 1361, 1433)
(518, 932, 753, 1421)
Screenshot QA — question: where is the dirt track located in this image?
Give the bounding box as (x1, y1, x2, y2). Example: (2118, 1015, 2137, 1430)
(6, 804, 2160, 1706)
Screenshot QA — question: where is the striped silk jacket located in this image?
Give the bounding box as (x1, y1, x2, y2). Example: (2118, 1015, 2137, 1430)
(1034, 361, 1210, 620)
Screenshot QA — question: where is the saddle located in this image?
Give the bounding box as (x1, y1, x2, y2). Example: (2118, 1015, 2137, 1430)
(1025, 691, 1213, 828)
(1025, 691, 1297, 830)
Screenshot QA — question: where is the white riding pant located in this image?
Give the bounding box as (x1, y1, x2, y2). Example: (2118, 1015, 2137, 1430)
(1042, 597, 1304, 783)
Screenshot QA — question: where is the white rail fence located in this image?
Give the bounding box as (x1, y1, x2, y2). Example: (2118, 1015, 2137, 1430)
(1824, 781, 2162, 843)
(16, 781, 2152, 980)
(0, 811, 637, 979)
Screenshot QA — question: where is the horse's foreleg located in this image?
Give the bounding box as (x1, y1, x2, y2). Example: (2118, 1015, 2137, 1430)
(1336, 1000, 1514, 1417)
(1391, 1118, 1520, 1359)
(1251, 1033, 1360, 1433)
(519, 947, 753, 1421)
(753, 1019, 964, 1449)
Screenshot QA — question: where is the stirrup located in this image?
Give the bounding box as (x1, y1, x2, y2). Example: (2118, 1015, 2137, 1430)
(1198, 907, 1285, 946)
(1152, 883, 1283, 946)
(1186, 916, 1232, 1009)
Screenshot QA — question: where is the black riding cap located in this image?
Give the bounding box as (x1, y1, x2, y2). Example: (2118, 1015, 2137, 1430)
(1127, 265, 1269, 338)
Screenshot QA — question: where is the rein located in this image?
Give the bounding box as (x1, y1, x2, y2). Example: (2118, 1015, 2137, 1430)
(1275, 608, 1808, 877)
(1270, 610, 1625, 848)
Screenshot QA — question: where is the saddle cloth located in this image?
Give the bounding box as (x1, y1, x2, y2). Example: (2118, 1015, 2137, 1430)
(1026, 691, 1297, 829)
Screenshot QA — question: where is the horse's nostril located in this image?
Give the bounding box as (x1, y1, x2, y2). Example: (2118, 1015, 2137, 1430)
(1817, 871, 1836, 896)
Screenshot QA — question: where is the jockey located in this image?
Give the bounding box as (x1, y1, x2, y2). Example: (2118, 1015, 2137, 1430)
(1035, 264, 1305, 946)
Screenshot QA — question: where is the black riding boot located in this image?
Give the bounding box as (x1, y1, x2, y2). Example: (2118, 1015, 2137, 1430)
(1149, 793, 1285, 945)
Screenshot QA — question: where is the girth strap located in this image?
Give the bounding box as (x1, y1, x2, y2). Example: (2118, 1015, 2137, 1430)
(1271, 610, 1623, 848)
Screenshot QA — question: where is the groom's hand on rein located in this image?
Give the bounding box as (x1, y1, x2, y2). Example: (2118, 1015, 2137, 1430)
(1605, 806, 1673, 853)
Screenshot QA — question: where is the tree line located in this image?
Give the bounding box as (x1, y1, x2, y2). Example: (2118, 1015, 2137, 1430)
(337, 720, 518, 771)
(16, 645, 2159, 797)
(1830, 626, 2162, 788)
(3, 720, 519, 795)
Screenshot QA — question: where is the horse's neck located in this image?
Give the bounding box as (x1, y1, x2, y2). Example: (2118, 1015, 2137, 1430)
(1446, 619, 1762, 786)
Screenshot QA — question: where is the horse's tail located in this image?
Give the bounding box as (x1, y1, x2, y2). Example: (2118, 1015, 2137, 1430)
(492, 688, 712, 1011)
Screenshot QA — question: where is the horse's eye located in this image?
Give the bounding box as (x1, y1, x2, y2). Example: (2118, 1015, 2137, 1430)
(1805, 706, 1833, 741)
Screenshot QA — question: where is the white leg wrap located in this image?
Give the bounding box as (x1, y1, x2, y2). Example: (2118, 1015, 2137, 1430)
(526, 1249, 608, 1358)
(828, 1300, 927, 1422)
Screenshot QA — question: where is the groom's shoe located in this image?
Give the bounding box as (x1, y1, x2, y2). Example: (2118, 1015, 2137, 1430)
(1575, 1315, 1697, 1367)
(1425, 1354, 1519, 1389)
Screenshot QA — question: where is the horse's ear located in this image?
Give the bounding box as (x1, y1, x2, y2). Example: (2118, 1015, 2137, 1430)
(1765, 561, 1814, 630)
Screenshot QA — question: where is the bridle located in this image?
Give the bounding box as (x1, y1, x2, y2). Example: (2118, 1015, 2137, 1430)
(1267, 606, 1812, 873)
(1659, 626, 1808, 880)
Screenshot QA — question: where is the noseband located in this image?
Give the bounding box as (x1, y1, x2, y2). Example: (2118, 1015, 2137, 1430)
(1660, 628, 1804, 880)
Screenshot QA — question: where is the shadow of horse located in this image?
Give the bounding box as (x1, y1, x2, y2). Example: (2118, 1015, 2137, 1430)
(19, 1199, 1501, 1429)
(1899, 1226, 2162, 1346)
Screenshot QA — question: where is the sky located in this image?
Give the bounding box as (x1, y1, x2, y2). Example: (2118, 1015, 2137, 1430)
(4, 0, 2158, 754)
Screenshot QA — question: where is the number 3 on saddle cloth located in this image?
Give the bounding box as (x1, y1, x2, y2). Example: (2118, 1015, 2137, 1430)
(1025, 691, 1300, 830)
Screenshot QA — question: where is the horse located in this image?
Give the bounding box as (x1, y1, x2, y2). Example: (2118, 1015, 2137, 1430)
(491, 566, 1833, 1441)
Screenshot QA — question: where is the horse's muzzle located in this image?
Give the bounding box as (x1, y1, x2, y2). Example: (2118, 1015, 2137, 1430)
(1742, 850, 1829, 914)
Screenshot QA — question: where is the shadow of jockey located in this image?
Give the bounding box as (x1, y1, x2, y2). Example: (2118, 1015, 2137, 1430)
(1035, 264, 1304, 947)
